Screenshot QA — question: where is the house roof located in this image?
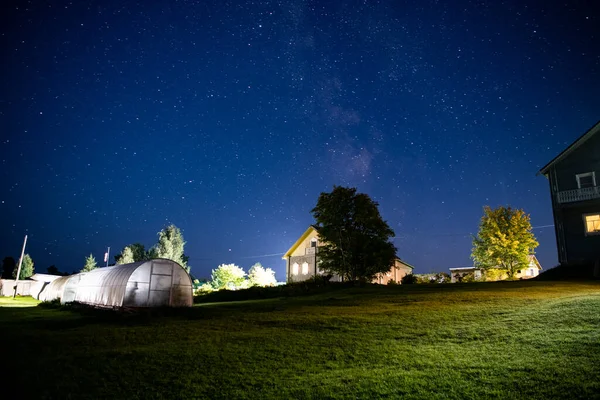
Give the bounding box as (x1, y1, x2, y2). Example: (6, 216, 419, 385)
(538, 119, 600, 176)
(395, 259, 415, 269)
(282, 226, 318, 259)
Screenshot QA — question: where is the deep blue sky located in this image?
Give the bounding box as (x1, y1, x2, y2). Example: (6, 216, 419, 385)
(1, 0, 598, 279)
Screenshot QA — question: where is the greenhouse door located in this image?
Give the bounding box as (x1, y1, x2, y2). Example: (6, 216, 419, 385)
(147, 260, 174, 307)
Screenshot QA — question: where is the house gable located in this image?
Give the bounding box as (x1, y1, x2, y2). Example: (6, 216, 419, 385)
(527, 255, 543, 271)
(282, 226, 319, 259)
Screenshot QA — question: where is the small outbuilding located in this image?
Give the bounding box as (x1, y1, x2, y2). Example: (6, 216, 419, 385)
(38, 259, 193, 308)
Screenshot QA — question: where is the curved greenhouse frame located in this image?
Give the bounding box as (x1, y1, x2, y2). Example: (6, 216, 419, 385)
(38, 259, 193, 308)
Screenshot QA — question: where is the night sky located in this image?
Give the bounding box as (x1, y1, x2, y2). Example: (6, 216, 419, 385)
(1, 0, 598, 279)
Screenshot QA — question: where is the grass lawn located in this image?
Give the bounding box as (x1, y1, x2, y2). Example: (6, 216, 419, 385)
(1, 281, 599, 399)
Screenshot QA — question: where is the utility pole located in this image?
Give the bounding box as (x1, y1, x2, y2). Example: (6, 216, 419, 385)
(13, 235, 28, 299)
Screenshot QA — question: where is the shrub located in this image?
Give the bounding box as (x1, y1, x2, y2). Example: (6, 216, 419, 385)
(401, 274, 418, 284)
(456, 272, 475, 283)
(194, 282, 215, 295)
(483, 268, 508, 282)
(38, 298, 62, 308)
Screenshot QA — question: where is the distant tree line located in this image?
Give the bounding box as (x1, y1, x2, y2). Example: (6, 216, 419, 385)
(1, 224, 190, 279)
(71, 224, 190, 274)
(110, 224, 190, 272)
(1, 256, 73, 279)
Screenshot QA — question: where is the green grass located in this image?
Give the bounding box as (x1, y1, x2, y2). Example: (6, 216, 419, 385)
(1, 281, 599, 399)
(0, 295, 40, 307)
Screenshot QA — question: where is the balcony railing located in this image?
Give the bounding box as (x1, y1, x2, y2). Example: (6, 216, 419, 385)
(557, 185, 600, 203)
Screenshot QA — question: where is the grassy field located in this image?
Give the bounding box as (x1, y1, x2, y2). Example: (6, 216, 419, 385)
(1, 281, 599, 399)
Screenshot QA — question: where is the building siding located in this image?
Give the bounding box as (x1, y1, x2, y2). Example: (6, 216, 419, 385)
(552, 132, 600, 192)
(561, 202, 600, 263)
(545, 129, 600, 264)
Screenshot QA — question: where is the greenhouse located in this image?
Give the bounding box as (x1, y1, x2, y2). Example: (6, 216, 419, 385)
(38, 259, 193, 308)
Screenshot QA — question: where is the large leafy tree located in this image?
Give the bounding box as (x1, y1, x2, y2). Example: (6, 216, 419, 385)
(247, 263, 277, 287)
(13, 254, 34, 279)
(153, 224, 190, 272)
(311, 186, 397, 282)
(471, 206, 539, 279)
(211, 264, 247, 290)
(81, 253, 98, 272)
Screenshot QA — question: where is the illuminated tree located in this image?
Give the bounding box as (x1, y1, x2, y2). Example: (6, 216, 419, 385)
(81, 253, 98, 272)
(471, 206, 539, 279)
(195, 282, 215, 295)
(153, 225, 190, 272)
(248, 263, 277, 287)
(116, 246, 135, 264)
(311, 186, 397, 282)
(13, 254, 34, 279)
(211, 263, 247, 290)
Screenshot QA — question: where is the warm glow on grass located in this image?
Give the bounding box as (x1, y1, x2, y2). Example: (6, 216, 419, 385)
(0, 296, 40, 308)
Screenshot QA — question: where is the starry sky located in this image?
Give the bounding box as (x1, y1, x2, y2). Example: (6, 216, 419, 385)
(1, 0, 598, 279)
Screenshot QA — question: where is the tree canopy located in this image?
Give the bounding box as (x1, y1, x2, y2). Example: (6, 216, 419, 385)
(1, 256, 16, 279)
(247, 263, 277, 287)
(129, 243, 148, 262)
(81, 253, 98, 272)
(211, 263, 247, 290)
(471, 206, 539, 279)
(46, 265, 69, 276)
(115, 243, 149, 264)
(13, 254, 34, 279)
(117, 246, 135, 264)
(311, 186, 397, 282)
(153, 225, 190, 272)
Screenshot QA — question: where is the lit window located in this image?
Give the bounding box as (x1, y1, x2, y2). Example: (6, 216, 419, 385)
(302, 262, 309, 274)
(292, 263, 299, 275)
(576, 172, 596, 189)
(584, 214, 600, 235)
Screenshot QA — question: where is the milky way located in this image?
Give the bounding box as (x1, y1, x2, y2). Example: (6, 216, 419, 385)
(1, 0, 598, 278)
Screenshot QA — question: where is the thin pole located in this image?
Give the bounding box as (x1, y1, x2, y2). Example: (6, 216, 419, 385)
(106, 247, 110, 267)
(13, 235, 28, 299)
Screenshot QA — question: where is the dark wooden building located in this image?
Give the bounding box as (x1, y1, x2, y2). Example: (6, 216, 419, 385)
(539, 120, 600, 265)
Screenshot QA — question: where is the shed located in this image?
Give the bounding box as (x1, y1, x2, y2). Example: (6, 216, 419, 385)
(38, 259, 193, 307)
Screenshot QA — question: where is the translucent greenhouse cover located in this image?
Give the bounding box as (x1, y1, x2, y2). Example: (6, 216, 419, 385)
(38, 259, 193, 308)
